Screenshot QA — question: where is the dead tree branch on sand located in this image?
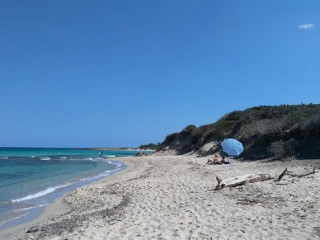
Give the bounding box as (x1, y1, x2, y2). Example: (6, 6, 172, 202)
(215, 167, 318, 190)
(275, 168, 287, 181)
(282, 166, 317, 179)
(215, 174, 274, 190)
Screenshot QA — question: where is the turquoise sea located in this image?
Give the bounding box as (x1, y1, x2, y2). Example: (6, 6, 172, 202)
(0, 148, 139, 230)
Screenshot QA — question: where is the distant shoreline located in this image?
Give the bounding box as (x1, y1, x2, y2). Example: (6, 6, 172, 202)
(0, 147, 155, 151)
(77, 147, 156, 152)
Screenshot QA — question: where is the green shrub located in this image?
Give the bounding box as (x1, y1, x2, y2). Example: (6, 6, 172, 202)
(183, 125, 196, 131)
(139, 143, 161, 150)
(212, 120, 237, 132)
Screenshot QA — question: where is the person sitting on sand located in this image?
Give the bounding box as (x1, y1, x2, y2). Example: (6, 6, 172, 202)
(207, 155, 219, 165)
(207, 155, 230, 165)
(221, 156, 231, 164)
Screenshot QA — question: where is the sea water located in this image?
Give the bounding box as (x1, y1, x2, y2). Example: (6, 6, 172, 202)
(0, 148, 138, 230)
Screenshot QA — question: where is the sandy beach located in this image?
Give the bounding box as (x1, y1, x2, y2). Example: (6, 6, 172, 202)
(1, 154, 320, 240)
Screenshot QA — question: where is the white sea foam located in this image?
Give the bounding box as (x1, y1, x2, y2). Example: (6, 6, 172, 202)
(12, 160, 124, 204)
(83, 157, 101, 161)
(106, 155, 116, 158)
(107, 160, 123, 169)
(40, 157, 51, 161)
(92, 172, 111, 180)
(79, 169, 113, 182)
(78, 164, 124, 182)
(0, 212, 29, 227)
(12, 184, 70, 203)
(12, 203, 49, 212)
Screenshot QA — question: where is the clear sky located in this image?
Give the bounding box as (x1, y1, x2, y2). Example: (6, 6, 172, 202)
(1, 1, 319, 148)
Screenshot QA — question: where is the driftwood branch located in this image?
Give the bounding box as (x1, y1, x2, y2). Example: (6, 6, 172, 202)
(297, 166, 317, 178)
(275, 168, 287, 181)
(215, 174, 274, 190)
(216, 176, 222, 185)
(215, 166, 318, 190)
(284, 166, 317, 178)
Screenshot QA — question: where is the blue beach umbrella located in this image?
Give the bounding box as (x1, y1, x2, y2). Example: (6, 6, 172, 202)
(221, 138, 243, 156)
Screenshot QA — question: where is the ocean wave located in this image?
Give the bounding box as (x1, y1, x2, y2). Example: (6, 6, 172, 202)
(105, 155, 116, 158)
(12, 203, 48, 212)
(83, 157, 98, 161)
(0, 157, 8, 159)
(78, 163, 124, 182)
(79, 171, 111, 182)
(12, 183, 70, 203)
(107, 160, 123, 168)
(40, 157, 51, 161)
(0, 212, 29, 227)
(11, 160, 125, 204)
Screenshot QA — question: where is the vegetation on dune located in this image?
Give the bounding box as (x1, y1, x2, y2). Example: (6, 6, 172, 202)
(183, 125, 197, 131)
(158, 104, 320, 160)
(138, 143, 161, 150)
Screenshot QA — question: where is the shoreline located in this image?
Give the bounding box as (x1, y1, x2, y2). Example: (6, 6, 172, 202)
(0, 158, 131, 240)
(2, 155, 320, 239)
(77, 148, 156, 152)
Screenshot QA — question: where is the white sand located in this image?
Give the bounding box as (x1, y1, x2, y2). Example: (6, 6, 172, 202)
(1, 155, 320, 239)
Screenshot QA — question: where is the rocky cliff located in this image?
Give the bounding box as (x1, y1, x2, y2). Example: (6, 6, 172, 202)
(158, 104, 320, 160)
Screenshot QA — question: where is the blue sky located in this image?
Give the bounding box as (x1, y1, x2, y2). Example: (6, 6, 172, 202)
(1, 1, 319, 147)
